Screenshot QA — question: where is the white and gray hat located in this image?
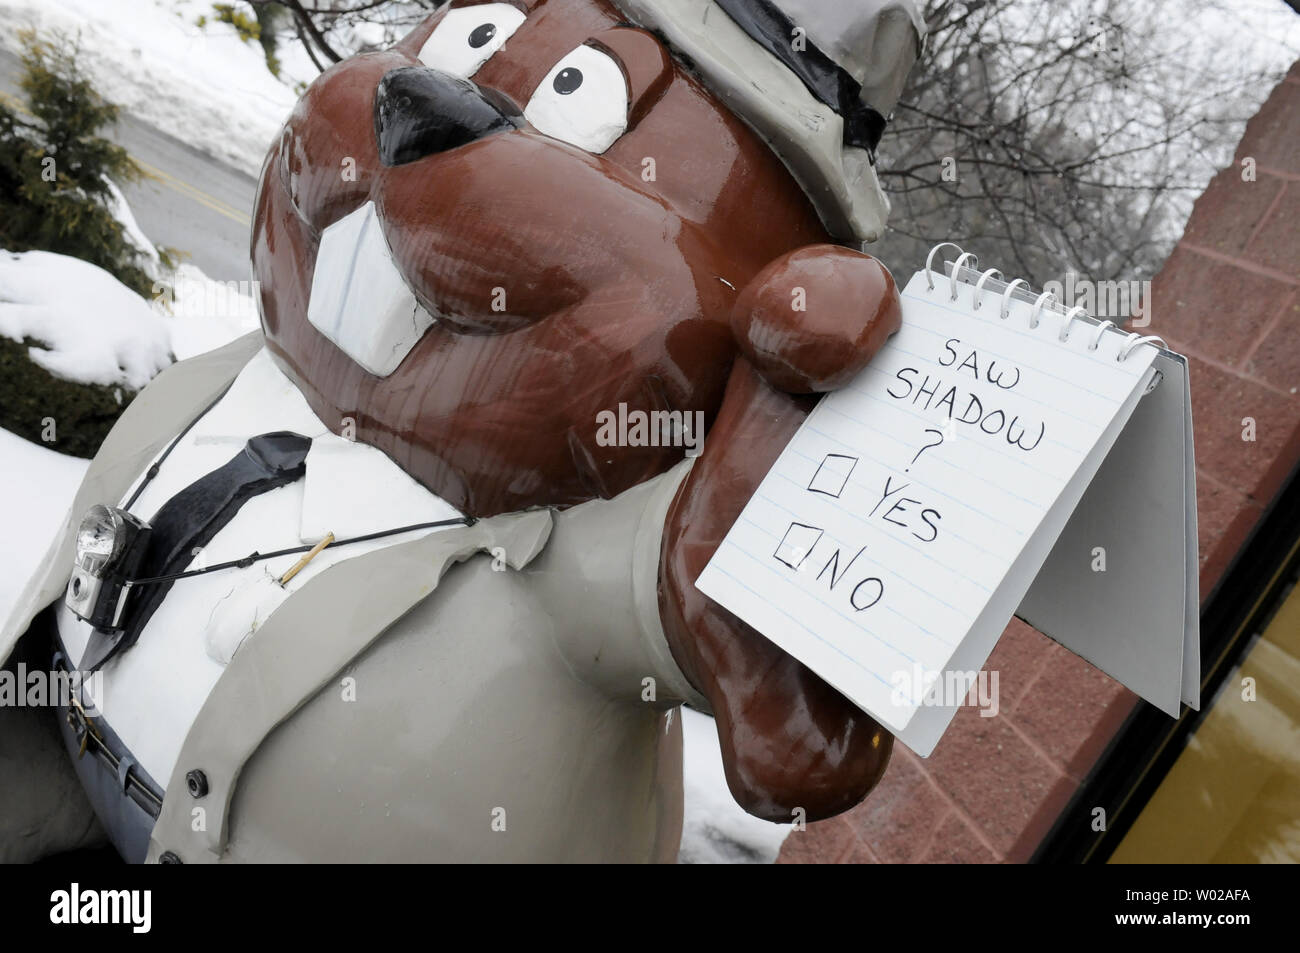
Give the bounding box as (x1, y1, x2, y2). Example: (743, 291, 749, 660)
(611, 0, 926, 243)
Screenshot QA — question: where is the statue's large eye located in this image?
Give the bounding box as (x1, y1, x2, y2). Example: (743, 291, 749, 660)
(418, 3, 526, 79)
(524, 46, 628, 154)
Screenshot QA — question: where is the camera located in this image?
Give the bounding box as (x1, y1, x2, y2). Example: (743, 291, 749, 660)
(64, 504, 152, 631)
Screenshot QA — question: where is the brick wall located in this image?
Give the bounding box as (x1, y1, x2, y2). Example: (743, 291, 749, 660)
(779, 60, 1300, 865)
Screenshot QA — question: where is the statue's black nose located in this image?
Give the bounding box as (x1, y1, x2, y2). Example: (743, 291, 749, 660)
(374, 67, 520, 167)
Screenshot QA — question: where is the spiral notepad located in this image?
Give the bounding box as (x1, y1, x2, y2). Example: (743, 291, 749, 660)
(697, 245, 1199, 756)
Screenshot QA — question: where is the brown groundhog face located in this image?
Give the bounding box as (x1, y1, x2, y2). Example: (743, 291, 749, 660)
(253, 0, 833, 516)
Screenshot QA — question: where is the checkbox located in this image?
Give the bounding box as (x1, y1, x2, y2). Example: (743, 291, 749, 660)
(808, 453, 858, 498)
(774, 522, 823, 570)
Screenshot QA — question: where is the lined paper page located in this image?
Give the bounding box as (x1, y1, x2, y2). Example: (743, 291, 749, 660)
(697, 270, 1157, 735)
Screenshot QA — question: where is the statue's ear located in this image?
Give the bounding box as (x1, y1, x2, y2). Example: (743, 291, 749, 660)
(730, 244, 901, 394)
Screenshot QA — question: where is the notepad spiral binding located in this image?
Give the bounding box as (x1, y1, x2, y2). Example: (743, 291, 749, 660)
(923, 242, 1165, 364)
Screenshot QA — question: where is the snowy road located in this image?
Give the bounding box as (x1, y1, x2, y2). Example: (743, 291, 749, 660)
(0, 47, 258, 282)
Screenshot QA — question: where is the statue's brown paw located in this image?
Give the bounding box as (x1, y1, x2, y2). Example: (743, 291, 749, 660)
(659, 358, 895, 823)
(731, 244, 901, 394)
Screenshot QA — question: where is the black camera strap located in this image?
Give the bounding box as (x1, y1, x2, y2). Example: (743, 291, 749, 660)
(79, 432, 313, 672)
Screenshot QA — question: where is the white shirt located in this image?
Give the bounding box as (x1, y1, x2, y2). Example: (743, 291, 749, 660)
(58, 348, 464, 784)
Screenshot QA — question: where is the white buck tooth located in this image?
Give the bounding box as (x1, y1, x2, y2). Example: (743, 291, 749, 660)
(307, 200, 435, 377)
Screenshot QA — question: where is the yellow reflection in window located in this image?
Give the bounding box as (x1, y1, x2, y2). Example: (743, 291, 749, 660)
(1112, 581, 1300, 863)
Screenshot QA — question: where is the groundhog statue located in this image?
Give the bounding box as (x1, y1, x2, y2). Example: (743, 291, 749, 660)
(0, 0, 924, 862)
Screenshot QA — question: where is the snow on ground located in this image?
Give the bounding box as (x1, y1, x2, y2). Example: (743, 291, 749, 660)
(105, 179, 162, 273)
(0, 164, 260, 386)
(107, 174, 261, 359)
(0, 249, 172, 390)
(166, 263, 260, 360)
(0, 0, 306, 176)
(0, 428, 88, 621)
(0, 246, 260, 385)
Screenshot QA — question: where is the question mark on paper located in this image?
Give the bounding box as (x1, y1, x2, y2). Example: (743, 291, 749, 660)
(906, 429, 945, 472)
